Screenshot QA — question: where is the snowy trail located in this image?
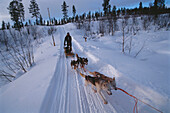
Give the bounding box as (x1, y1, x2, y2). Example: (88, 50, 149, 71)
(40, 27, 119, 113)
(39, 27, 90, 113)
(39, 25, 168, 113)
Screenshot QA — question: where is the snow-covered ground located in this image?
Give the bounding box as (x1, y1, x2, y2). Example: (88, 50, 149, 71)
(0, 22, 169, 113)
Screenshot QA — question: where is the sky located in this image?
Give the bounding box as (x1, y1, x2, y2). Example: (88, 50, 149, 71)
(0, 0, 170, 25)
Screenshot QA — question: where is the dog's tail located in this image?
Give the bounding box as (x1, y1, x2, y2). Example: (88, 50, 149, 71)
(88, 71, 97, 76)
(80, 72, 86, 78)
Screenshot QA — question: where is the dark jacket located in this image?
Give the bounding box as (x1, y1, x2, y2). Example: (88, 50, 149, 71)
(64, 35, 72, 47)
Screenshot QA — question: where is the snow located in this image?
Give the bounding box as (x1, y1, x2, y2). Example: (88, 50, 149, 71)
(0, 33, 60, 113)
(0, 21, 170, 113)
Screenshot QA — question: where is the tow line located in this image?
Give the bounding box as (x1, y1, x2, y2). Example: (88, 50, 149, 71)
(117, 87, 163, 113)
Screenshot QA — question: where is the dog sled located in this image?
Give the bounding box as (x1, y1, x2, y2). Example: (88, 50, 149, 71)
(64, 47, 75, 58)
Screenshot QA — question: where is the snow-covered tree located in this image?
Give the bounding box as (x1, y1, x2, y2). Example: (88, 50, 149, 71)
(29, 0, 40, 24)
(61, 1, 69, 21)
(7, 0, 25, 29)
(72, 5, 76, 18)
(102, 0, 111, 16)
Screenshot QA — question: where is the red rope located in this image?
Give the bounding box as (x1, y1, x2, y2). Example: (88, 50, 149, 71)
(117, 87, 163, 113)
(82, 67, 163, 113)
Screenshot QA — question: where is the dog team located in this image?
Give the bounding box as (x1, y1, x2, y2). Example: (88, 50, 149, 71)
(70, 53, 117, 104)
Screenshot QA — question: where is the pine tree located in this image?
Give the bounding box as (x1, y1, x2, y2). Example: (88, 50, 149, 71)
(7, 22, 10, 29)
(39, 14, 43, 25)
(29, 0, 40, 24)
(102, 0, 111, 16)
(95, 12, 99, 21)
(139, 2, 143, 14)
(7, 0, 25, 29)
(87, 11, 91, 22)
(112, 6, 116, 17)
(154, 0, 158, 10)
(55, 19, 58, 25)
(112, 6, 117, 32)
(117, 9, 120, 17)
(72, 5, 76, 17)
(44, 20, 46, 25)
(75, 15, 79, 22)
(2, 21, 6, 30)
(47, 20, 49, 26)
(157, 0, 165, 9)
(61, 1, 69, 21)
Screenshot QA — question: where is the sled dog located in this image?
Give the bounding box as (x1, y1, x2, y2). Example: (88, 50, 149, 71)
(88, 71, 117, 90)
(71, 60, 79, 70)
(80, 72, 112, 104)
(76, 54, 88, 68)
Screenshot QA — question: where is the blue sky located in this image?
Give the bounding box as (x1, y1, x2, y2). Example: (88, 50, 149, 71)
(0, 0, 170, 25)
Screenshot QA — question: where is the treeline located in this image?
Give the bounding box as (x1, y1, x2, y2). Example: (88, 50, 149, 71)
(1, 0, 170, 30)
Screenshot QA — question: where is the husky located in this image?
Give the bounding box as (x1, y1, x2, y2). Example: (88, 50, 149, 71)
(80, 72, 112, 104)
(88, 71, 117, 90)
(76, 54, 88, 68)
(71, 60, 79, 70)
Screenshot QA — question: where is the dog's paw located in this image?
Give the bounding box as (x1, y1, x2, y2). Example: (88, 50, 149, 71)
(104, 101, 108, 104)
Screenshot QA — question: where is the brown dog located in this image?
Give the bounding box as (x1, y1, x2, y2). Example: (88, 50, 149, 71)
(88, 71, 117, 90)
(80, 72, 112, 104)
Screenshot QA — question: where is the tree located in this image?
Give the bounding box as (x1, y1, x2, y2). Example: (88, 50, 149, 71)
(154, 0, 158, 11)
(7, 22, 10, 29)
(102, 0, 111, 16)
(121, 18, 127, 53)
(7, 0, 25, 29)
(139, 2, 143, 14)
(156, 0, 165, 9)
(47, 20, 49, 26)
(29, 0, 40, 24)
(2, 21, 6, 30)
(117, 9, 120, 17)
(121, 7, 126, 15)
(87, 11, 91, 22)
(72, 5, 76, 18)
(39, 14, 43, 25)
(112, 6, 116, 17)
(61, 1, 69, 21)
(112, 6, 117, 33)
(155, 0, 165, 15)
(95, 12, 99, 21)
(139, 2, 143, 10)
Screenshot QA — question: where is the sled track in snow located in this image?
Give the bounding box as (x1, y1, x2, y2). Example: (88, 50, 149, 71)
(40, 27, 119, 113)
(40, 27, 90, 113)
